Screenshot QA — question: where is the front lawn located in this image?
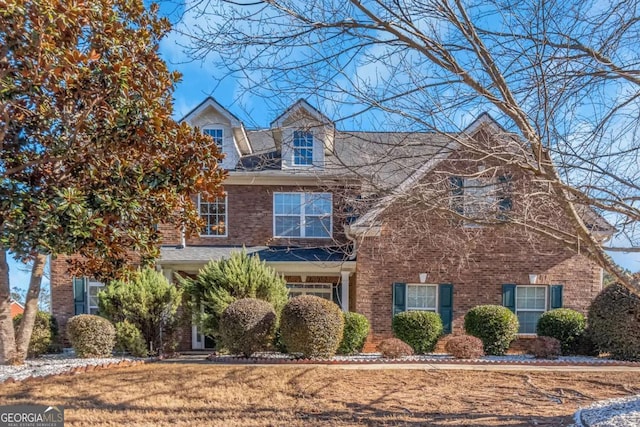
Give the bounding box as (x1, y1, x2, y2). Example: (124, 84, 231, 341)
(1, 363, 639, 426)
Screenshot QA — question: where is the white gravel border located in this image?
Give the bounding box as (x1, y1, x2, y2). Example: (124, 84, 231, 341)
(0, 354, 143, 383)
(574, 395, 640, 427)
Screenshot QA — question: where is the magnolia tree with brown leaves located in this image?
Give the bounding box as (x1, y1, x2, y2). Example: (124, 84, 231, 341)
(0, 0, 225, 364)
(178, 0, 639, 290)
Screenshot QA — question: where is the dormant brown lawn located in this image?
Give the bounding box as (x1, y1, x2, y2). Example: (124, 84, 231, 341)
(1, 363, 639, 426)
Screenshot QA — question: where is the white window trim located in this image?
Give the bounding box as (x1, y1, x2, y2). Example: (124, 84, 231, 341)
(203, 127, 224, 150)
(198, 192, 228, 238)
(87, 280, 105, 315)
(273, 192, 333, 239)
(462, 176, 497, 228)
(287, 282, 333, 301)
(515, 285, 548, 335)
(292, 130, 314, 167)
(406, 283, 438, 312)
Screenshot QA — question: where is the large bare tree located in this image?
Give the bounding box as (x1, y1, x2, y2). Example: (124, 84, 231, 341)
(179, 0, 639, 291)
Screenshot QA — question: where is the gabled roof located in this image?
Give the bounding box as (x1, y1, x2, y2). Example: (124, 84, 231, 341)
(350, 114, 505, 229)
(270, 99, 333, 128)
(179, 96, 243, 127)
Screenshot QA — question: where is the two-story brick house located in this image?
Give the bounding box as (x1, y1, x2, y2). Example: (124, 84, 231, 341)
(51, 97, 613, 351)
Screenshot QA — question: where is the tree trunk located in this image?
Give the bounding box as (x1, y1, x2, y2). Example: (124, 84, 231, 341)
(15, 253, 47, 364)
(0, 250, 18, 365)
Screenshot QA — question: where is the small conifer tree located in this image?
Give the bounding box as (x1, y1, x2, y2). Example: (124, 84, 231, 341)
(179, 250, 289, 338)
(99, 268, 183, 355)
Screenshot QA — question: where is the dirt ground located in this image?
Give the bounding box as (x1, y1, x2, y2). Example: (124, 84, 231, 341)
(1, 363, 639, 426)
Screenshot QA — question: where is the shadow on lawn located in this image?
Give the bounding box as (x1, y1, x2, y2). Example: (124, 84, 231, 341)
(2, 366, 573, 426)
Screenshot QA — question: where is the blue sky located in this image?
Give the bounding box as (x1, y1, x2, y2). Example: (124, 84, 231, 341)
(7, 1, 639, 294)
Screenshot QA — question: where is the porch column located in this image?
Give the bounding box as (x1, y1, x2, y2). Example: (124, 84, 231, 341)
(162, 268, 174, 284)
(340, 271, 350, 312)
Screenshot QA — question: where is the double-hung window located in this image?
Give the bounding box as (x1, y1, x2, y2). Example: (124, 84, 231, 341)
(203, 128, 223, 151)
(515, 286, 547, 334)
(274, 192, 332, 238)
(406, 284, 438, 312)
(450, 174, 512, 223)
(293, 130, 313, 166)
(199, 193, 227, 237)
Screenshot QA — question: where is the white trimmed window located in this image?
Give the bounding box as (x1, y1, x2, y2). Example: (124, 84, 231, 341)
(203, 128, 223, 151)
(406, 284, 438, 312)
(273, 192, 332, 238)
(287, 283, 332, 301)
(293, 130, 313, 166)
(198, 193, 227, 237)
(87, 280, 105, 315)
(515, 285, 547, 334)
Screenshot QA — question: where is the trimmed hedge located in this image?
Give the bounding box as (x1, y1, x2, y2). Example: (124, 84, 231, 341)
(67, 314, 116, 358)
(13, 311, 58, 357)
(588, 283, 640, 361)
(529, 336, 561, 359)
(536, 308, 586, 355)
(219, 298, 277, 357)
(464, 305, 519, 356)
(377, 338, 414, 358)
(392, 311, 443, 354)
(280, 295, 344, 358)
(337, 312, 370, 355)
(114, 320, 148, 357)
(444, 335, 484, 359)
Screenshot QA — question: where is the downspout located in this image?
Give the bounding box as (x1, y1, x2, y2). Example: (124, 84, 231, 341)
(344, 225, 357, 260)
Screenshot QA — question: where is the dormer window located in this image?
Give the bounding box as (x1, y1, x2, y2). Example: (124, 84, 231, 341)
(293, 130, 313, 166)
(203, 128, 223, 151)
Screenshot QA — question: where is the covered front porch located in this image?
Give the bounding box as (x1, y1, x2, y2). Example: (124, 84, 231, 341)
(156, 245, 356, 350)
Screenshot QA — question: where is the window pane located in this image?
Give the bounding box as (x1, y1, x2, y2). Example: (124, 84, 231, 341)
(275, 194, 301, 215)
(307, 194, 331, 215)
(305, 216, 331, 238)
(199, 195, 227, 236)
(293, 131, 313, 165)
(204, 129, 223, 148)
(517, 311, 543, 334)
(516, 286, 546, 310)
(275, 216, 301, 237)
(407, 285, 436, 310)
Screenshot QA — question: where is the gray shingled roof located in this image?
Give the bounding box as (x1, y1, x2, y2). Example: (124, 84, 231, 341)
(159, 245, 353, 264)
(236, 129, 455, 192)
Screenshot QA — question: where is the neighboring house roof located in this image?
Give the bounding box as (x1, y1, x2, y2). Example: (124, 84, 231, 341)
(10, 300, 24, 318)
(159, 245, 353, 264)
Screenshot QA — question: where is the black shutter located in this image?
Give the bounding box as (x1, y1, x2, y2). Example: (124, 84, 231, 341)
(438, 284, 454, 334)
(502, 284, 516, 313)
(73, 277, 87, 315)
(392, 283, 407, 318)
(550, 284, 563, 309)
(497, 175, 512, 218)
(450, 176, 464, 215)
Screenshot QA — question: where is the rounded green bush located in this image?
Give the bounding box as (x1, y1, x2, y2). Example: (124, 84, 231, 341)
(392, 311, 443, 354)
(464, 305, 519, 356)
(114, 320, 148, 357)
(66, 314, 116, 358)
(280, 295, 344, 358)
(13, 311, 57, 357)
(588, 283, 640, 361)
(337, 312, 370, 355)
(536, 308, 586, 355)
(220, 298, 277, 357)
